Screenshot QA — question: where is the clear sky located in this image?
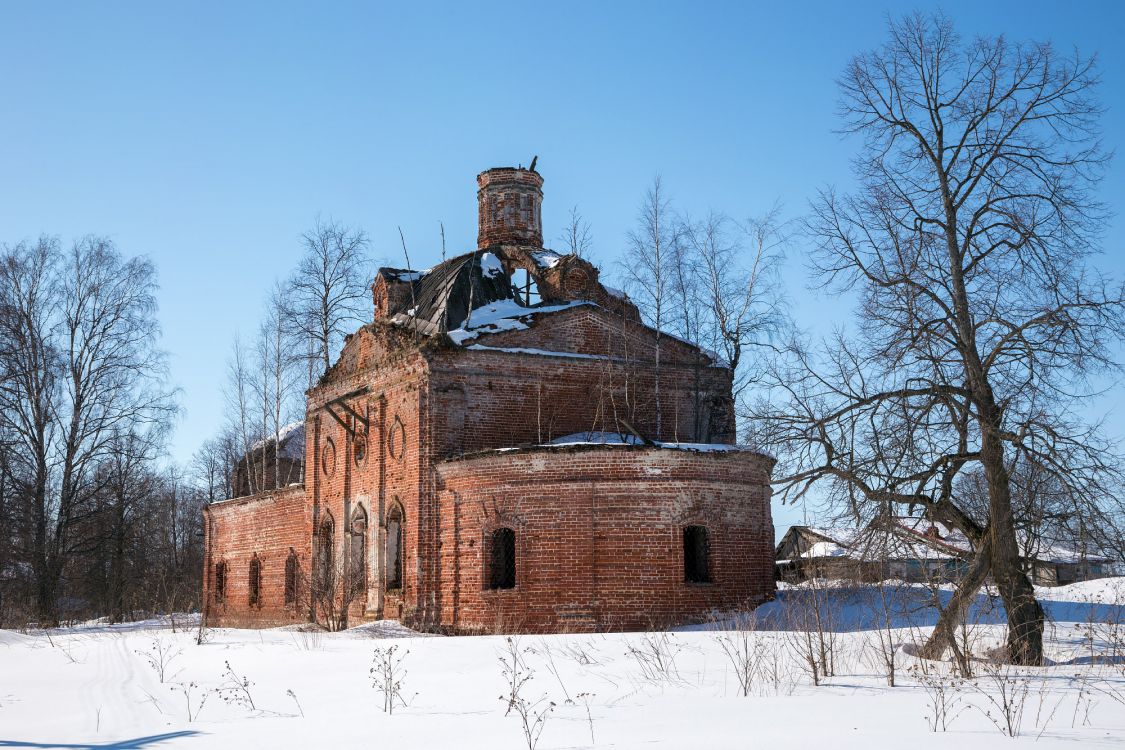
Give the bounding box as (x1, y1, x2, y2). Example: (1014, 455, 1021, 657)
(2, 1, 1123, 534)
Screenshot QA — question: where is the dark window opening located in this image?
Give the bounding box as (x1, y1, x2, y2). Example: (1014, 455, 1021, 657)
(248, 556, 262, 607)
(683, 526, 711, 583)
(349, 507, 368, 600)
(386, 504, 403, 590)
(316, 515, 334, 592)
(489, 527, 516, 590)
(284, 552, 298, 606)
(214, 561, 227, 604)
(513, 268, 540, 306)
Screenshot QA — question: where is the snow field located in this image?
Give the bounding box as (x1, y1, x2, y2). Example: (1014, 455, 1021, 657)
(1, 580, 1124, 748)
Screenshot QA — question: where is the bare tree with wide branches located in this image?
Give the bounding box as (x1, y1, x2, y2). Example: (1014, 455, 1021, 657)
(0, 236, 177, 624)
(282, 218, 373, 379)
(754, 14, 1124, 665)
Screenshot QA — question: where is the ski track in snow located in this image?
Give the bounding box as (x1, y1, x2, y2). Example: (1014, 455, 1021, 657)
(76, 630, 146, 736)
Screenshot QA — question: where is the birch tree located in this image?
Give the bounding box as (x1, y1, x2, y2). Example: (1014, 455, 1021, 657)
(623, 177, 673, 436)
(283, 218, 372, 379)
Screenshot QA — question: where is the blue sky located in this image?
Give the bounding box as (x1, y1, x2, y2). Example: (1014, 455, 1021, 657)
(2, 2, 1123, 532)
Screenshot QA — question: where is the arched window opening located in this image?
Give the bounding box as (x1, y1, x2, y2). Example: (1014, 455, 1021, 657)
(316, 514, 335, 592)
(513, 268, 540, 306)
(348, 506, 368, 600)
(683, 526, 711, 584)
(248, 555, 262, 607)
(214, 561, 227, 604)
(284, 551, 299, 607)
(386, 503, 403, 591)
(489, 527, 516, 590)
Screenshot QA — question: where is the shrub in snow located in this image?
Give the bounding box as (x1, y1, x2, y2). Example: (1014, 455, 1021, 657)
(135, 635, 182, 683)
(712, 612, 766, 697)
(370, 644, 410, 714)
(498, 636, 555, 750)
(170, 681, 209, 723)
(624, 631, 683, 685)
(216, 661, 256, 712)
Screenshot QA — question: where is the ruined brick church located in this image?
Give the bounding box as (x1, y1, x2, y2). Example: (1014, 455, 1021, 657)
(203, 166, 775, 632)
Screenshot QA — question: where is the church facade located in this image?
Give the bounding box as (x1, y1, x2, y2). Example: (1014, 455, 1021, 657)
(202, 166, 776, 632)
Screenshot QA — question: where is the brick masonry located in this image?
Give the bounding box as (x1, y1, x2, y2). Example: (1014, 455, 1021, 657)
(203, 166, 776, 632)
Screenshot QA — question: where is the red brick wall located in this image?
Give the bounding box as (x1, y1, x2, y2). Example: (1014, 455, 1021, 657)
(306, 332, 430, 625)
(203, 485, 311, 627)
(433, 445, 775, 632)
(428, 307, 736, 452)
(205, 284, 772, 633)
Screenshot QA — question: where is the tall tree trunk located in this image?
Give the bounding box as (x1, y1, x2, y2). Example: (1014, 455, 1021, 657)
(980, 426, 1045, 665)
(921, 534, 991, 661)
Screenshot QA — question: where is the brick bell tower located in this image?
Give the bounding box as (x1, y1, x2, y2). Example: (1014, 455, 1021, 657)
(477, 164, 544, 249)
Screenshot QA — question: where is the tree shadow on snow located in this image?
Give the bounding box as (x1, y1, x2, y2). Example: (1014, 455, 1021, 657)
(691, 584, 1125, 632)
(0, 732, 201, 749)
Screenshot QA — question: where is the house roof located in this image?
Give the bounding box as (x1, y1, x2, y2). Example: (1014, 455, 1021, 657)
(247, 421, 305, 462)
(781, 516, 1113, 565)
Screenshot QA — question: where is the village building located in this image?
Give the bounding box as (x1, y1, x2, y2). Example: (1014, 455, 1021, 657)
(775, 517, 1114, 586)
(203, 165, 776, 632)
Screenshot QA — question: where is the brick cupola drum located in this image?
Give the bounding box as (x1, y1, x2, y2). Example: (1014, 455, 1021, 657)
(203, 164, 776, 633)
(477, 166, 544, 249)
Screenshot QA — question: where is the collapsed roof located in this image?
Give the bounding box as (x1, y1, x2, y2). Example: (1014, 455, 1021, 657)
(383, 250, 514, 336)
(373, 246, 638, 340)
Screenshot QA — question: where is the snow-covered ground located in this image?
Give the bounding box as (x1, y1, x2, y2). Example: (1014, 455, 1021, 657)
(3, 580, 1125, 748)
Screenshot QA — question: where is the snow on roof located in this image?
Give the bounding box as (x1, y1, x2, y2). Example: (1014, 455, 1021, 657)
(378, 267, 427, 283)
(248, 421, 305, 461)
(789, 516, 1114, 565)
(804, 541, 851, 558)
(546, 430, 767, 455)
(805, 527, 864, 547)
(530, 249, 564, 269)
(479, 252, 505, 278)
(466, 344, 623, 361)
(448, 299, 590, 345)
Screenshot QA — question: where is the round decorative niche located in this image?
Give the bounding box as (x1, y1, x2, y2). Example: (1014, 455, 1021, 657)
(563, 266, 590, 297)
(321, 437, 337, 478)
(353, 434, 367, 465)
(387, 416, 406, 461)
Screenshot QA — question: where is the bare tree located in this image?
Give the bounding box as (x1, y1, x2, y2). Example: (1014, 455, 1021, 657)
(191, 436, 234, 505)
(282, 218, 372, 378)
(94, 427, 165, 623)
(0, 238, 57, 624)
(755, 14, 1123, 665)
(682, 208, 787, 404)
(0, 236, 177, 625)
(622, 177, 673, 436)
(558, 206, 592, 258)
(224, 335, 259, 497)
